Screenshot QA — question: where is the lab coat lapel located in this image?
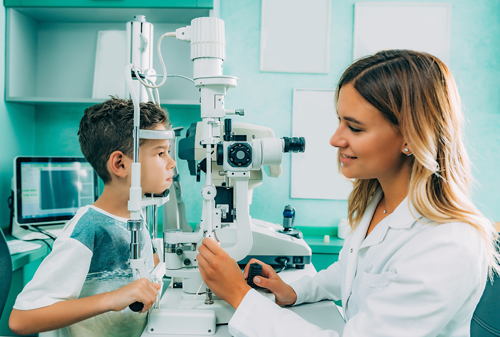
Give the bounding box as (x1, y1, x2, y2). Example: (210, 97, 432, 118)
(358, 196, 423, 250)
(344, 190, 383, 300)
(358, 217, 390, 249)
(386, 196, 423, 230)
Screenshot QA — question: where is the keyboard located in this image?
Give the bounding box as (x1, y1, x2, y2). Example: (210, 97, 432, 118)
(7, 240, 42, 255)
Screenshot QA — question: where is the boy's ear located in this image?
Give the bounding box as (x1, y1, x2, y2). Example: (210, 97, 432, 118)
(108, 151, 130, 179)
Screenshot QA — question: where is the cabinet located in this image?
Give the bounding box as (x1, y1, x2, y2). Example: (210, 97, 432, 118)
(0, 234, 50, 336)
(5, 3, 213, 105)
(297, 226, 344, 271)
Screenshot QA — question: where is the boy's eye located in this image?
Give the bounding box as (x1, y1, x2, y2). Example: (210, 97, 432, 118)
(158, 152, 164, 157)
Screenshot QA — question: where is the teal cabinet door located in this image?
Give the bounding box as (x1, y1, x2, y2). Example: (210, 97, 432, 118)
(0, 256, 45, 336)
(310, 253, 341, 307)
(311, 253, 339, 272)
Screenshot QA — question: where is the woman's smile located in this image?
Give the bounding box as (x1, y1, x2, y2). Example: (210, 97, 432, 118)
(340, 153, 357, 164)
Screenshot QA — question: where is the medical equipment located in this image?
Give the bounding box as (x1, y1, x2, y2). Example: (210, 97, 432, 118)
(162, 127, 192, 234)
(11, 156, 98, 240)
(176, 121, 311, 269)
(123, 15, 311, 334)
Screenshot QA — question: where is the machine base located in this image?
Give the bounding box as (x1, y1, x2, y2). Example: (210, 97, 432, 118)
(146, 309, 216, 335)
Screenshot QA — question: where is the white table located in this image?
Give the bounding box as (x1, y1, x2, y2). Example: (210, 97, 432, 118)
(142, 264, 345, 336)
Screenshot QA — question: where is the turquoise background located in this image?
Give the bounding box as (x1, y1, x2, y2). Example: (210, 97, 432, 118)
(0, 0, 499, 231)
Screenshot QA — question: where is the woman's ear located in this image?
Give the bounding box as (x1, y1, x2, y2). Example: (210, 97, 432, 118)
(108, 151, 130, 179)
(402, 143, 412, 156)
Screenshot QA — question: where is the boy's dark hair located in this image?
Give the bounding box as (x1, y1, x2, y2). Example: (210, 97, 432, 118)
(78, 97, 169, 184)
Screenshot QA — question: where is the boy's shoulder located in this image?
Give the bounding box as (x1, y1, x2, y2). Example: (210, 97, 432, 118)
(60, 206, 128, 251)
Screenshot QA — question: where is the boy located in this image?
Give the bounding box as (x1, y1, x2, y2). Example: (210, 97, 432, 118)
(9, 97, 176, 337)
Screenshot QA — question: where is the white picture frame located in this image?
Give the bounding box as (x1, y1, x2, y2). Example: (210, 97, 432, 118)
(260, 0, 332, 74)
(291, 88, 353, 200)
(92, 30, 127, 99)
(353, 2, 452, 64)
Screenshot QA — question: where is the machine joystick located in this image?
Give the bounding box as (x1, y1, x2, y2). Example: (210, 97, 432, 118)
(279, 205, 303, 239)
(247, 263, 263, 289)
(129, 302, 144, 312)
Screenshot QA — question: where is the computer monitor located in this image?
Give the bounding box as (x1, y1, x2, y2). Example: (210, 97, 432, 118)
(12, 156, 99, 240)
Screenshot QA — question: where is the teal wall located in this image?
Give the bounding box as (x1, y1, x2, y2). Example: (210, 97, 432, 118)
(219, 0, 500, 224)
(2, 0, 499, 230)
(0, 3, 36, 231)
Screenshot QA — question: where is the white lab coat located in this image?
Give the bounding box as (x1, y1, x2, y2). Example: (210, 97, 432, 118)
(229, 190, 488, 337)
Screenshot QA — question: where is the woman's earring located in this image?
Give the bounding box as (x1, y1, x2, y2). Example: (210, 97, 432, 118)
(404, 148, 412, 156)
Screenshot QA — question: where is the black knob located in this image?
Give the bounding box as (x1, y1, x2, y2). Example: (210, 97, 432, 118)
(224, 119, 233, 141)
(217, 143, 224, 166)
(247, 263, 263, 289)
(129, 302, 144, 312)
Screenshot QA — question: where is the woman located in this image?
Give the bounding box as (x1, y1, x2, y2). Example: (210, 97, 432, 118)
(197, 50, 500, 336)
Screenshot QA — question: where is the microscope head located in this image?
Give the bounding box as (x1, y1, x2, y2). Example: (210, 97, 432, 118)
(178, 121, 285, 188)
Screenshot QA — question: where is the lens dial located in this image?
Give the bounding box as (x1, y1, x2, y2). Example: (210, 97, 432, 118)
(228, 143, 252, 167)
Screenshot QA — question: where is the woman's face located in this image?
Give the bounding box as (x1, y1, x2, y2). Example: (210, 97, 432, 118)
(330, 83, 407, 180)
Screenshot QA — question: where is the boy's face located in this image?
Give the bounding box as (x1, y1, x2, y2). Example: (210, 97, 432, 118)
(139, 124, 176, 195)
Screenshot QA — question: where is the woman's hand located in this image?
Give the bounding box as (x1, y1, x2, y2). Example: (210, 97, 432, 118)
(243, 259, 297, 306)
(105, 278, 161, 313)
(197, 238, 252, 309)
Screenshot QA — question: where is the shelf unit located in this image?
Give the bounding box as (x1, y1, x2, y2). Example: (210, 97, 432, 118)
(5, 6, 212, 106)
(4, 0, 213, 8)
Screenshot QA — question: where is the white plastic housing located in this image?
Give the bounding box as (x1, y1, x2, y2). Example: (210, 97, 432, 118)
(190, 17, 225, 61)
(126, 16, 154, 103)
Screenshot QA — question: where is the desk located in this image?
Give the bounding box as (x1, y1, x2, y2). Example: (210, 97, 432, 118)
(1, 234, 51, 337)
(142, 264, 345, 336)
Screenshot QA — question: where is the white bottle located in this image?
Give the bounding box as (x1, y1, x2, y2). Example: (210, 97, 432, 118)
(337, 219, 350, 239)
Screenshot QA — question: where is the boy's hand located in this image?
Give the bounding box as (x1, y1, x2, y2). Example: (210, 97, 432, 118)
(197, 238, 252, 309)
(243, 259, 297, 306)
(106, 278, 161, 313)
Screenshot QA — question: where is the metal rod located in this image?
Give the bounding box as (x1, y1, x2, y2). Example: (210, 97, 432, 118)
(131, 230, 141, 259)
(133, 126, 140, 163)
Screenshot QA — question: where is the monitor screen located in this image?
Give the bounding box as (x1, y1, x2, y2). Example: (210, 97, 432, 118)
(15, 157, 99, 225)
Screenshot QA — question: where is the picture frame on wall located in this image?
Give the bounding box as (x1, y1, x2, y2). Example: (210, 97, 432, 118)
(353, 2, 452, 64)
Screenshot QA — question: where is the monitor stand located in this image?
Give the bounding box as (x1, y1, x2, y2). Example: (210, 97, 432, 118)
(12, 223, 66, 241)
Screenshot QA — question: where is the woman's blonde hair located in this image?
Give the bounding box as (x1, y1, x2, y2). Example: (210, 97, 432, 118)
(336, 49, 500, 278)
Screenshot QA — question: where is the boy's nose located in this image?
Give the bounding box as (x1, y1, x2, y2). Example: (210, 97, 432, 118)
(167, 157, 176, 170)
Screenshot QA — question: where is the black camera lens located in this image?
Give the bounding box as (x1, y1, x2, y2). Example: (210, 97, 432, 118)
(283, 137, 305, 153)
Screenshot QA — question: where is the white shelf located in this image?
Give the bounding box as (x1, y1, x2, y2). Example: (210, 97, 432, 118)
(10, 7, 210, 23)
(6, 7, 204, 105)
(5, 96, 201, 106)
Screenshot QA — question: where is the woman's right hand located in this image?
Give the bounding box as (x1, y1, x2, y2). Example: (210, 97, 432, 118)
(243, 259, 297, 306)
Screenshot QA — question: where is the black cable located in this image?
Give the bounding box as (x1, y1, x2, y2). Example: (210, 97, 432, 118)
(18, 226, 53, 253)
(275, 258, 288, 274)
(31, 226, 57, 241)
(11, 232, 53, 253)
(7, 191, 14, 230)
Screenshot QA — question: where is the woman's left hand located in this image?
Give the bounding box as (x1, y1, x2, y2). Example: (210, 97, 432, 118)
(197, 237, 252, 309)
